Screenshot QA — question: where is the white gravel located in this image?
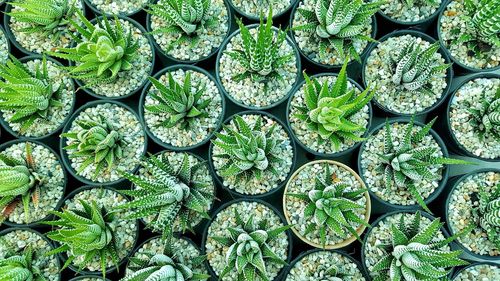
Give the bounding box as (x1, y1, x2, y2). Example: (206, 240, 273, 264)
(64, 102, 145, 183)
(212, 114, 294, 195)
(365, 34, 448, 114)
(289, 75, 370, 154)
(448, 171, 500, 257)
(150, 0, 229, 61)
(360, 122, 444, 206)
(378, 0, 442, 22)
(230, 0, 292, 18)
(0, 59, 75, 138)
(1, 141, 65, 224)
(219, 27, 298, 108)
(0, 27, 8, 64)
(88, 0, 149, 15)
(449, 77, 500, 159)
(144, 68, 223, 148)
(0, 229, 60, 280)
(205, 201, 289, 281)
(454, 264, 500, 280)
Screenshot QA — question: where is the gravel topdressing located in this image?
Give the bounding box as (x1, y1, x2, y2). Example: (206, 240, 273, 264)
(454, 264, 500, 280)
(88, 0, 149, 15)
(378, 0, 442, 22)
(0, 27, 8, 64)
(230, 0, 292, 18)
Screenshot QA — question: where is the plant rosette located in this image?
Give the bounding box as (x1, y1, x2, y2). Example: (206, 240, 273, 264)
(146, 0, 231, 63)
(4, 0, 85, 55)
(228, 0, 298, 21)
(438, 0, 500, 72)
(446, 170, 500, 260)
(203, 199, 293, 281)
(452, 262, 500, 280)
(377, 0, 445, 25)
(123, 235, 209, 280)
(283, 160, 371, 249)
(140, 65, 225, 151)
(284, 249, 368, 280)
(0, 228, 61, 280)
(446, 74, 500, 160)
(209, 111, 295, 198)
(0, 25, 9, 64)
(84, 0, 151, 16)
(287, 72, 373, 156)
(216, 23, 300, 110)
(362, 30, 452, 116)
(0, 55, 76, 140)
(60, 100, 147, 185)
(0, 139, 66, 227)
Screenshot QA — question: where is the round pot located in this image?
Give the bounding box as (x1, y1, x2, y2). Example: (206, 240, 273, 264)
(227, 0, 299, 22)
(451, 262, 500, 280)
(83, 0, 150, 17)
(69, 276, 111, 281)
(201, 197, 294, 281)
(3, 0, 87, 57)
(208, 110, 297, 200)
(0, 55, 76, 141)
(146, 0, 233, 65)
(60, 100, 148, 186)
(376, 0, 447, 31)
(444, 169, 500, 263)
(436, 0, 500, 74)
(283, 159, 371, 249)
(0, 227, 63, 281)
(215, 24, 302, 110)
(357, 117, 451, 214)
(286, 72, 373, 158)
(0, 139, 67, 228)
(139, 64, 226, 151)
(361, 29, 454, 117)
(441, 72, 500, 162)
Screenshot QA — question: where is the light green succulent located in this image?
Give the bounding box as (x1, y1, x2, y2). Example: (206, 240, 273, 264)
(474, 183, 500, 249)
(0, 246, 46, 281)
(467, 87, 500, 141)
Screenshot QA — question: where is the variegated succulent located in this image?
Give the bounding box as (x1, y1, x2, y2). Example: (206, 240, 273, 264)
(0, 246, 46, 281)
(467, 87, 500, 141)
(474, 183, 500, 249)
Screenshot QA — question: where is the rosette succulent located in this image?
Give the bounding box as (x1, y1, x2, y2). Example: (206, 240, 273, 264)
(467, 88, 500, 141)
(474, 183, 500, 249)
(371, 212, 468, 281)
(0, 246, 46, 281)
(293, 59, 375, 150)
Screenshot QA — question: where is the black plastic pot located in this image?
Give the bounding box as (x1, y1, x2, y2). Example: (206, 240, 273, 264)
(0, 227, 63, 280)
(69, 15, 155, 100)
(285, 72, 373, 159)
(215, 24, 302, 110)
(0, 55, 76, 141)
(376, 0, 447, 31)
(0, 139, 68, 228)
(69, 276, 111, 281)
(54, 185, 140, 277)
(451, 262, 500, 280)
(83, 0, 150, 17)
(361, 29, 454, 117)
(59, 100, 148, 187)
(436, 0, 500, 74)
(282, 248, 370, 280)
(208, 110, 297, 200)
(146, 0, 233, 66)
(3, 1, 87, 57)
(139, 64, 226, 151)
(443, 169, 500, 263)
(227, 0, 299, 22)
(357, 118, 452, 214)
(201, 198, 294, 281)
(438, 72, 500, 162)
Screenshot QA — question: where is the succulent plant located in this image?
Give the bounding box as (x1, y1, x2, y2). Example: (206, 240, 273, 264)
(212, 115, 285, 182)
(371, 212, 468, 281)
(293, 0, 384, 62)
(390, 40, 451, 93)
(44, 200, 119, 278)
(48, 10, 139, 86)
(0, 246, 46, 281)
(378, 117, 472, 213)
(467, 87, 500, 141)
(145, 71, 210, 130)
(473, 183, 500, 249)
(396, 0, 438, 9)
(0, 55, 63, 133)
(122, 239, 210, 281)
(210, 209, 291, 280)
(225, 9, 293, 82)
(62, 115, 126, 180)
(318, 264, 351, 280)
(147, 0, 217, 52)
(287, 163, 369, 247)
(293, 59, 375, 150)
(115, 153, 214, 240)
(7, 0, 78, 38)
(0, 143, 48, 224)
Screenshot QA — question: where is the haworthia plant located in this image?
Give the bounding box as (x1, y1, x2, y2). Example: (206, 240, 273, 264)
(115, 153, 214, 240)
(287, 163, 369, 247)
(0, 55, 63, 133)
(0, 246, 46, 281)
(294, 0, 384, 62)
(210, 210, 291, 280)
(396, 0, 439, 9)
(293, 59, 375, 150)
(371, 212, 469, 281)
(225, 9, 294, 82)
(467, 87, 500, 141)
(473, 183, 500, 249)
